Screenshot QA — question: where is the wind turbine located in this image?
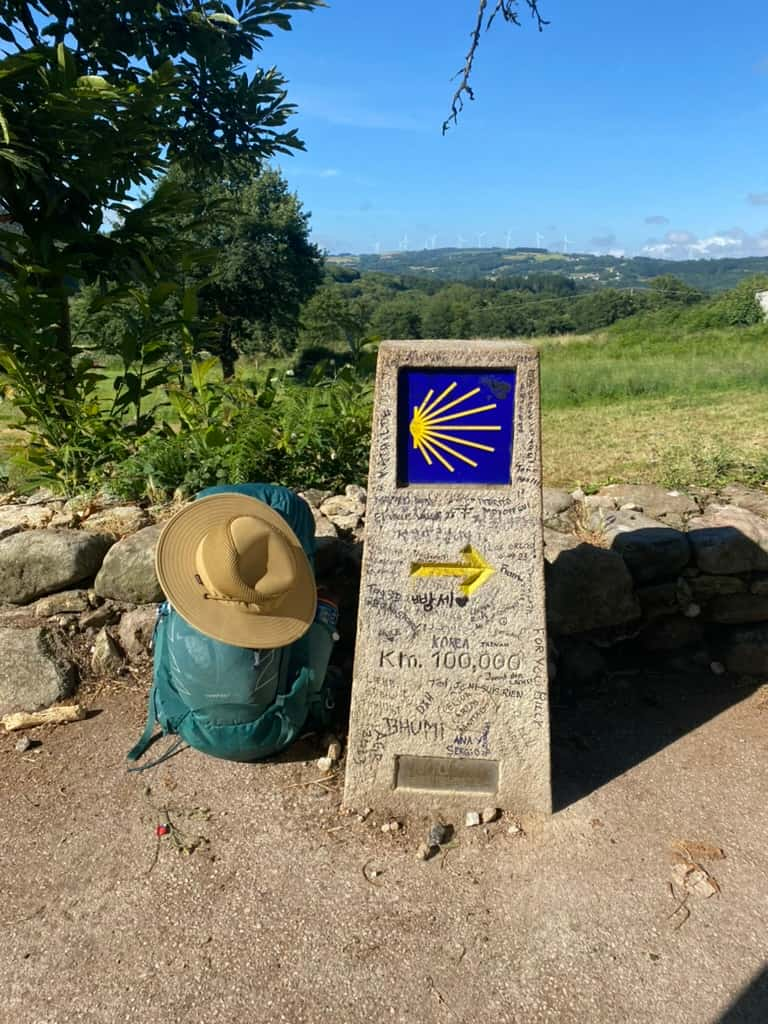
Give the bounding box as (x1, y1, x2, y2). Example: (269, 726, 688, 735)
(457, 233, 466, 248)
(563, 233, 571, 254)
(430, 234, 438, 250)
(476, 231, 487, 248)
(505, 229, 513, 249)
(399, 233, 409, 252)
(374, 240, 381, 255)
(536, 232, 544, 249)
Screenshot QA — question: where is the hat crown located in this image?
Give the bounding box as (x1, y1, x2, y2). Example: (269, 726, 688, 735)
(154, 490, 315, 648)
(195, 516, 297, 606)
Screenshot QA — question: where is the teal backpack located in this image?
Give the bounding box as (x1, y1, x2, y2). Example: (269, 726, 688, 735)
(127, 484, 338, 769)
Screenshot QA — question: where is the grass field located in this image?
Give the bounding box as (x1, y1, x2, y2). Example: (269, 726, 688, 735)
(538, 322, 768, 488)
(1, 321, 767, 492)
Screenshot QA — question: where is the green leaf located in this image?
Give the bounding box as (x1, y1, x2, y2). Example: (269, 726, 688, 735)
(56, 43, 76, 80)
(182, 288, 198, 321)
(76, 75, 111, 91)
(190, 357, 219, 392)
(208, 13, 240, 26)
(148, 282, 178, 307)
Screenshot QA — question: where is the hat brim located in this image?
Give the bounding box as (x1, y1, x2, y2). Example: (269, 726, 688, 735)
(155, 494, 315, 648)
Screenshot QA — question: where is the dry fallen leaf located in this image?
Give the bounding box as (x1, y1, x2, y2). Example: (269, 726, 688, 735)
(672, 840, 725, 862)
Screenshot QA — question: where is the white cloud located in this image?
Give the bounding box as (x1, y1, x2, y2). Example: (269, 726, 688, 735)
(289, 166, 342, 179)
(641, 226, 768, 259)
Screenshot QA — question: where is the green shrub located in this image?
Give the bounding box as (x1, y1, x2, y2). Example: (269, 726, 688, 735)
(105, 370, 373, 501)
(675, 275, 768, 330)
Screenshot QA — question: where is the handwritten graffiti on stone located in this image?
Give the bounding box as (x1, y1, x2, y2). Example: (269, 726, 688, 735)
(446, 722, 492, 759)
(344, 341, 551, 817)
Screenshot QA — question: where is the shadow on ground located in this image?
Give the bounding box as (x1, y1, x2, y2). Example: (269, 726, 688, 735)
(717, 965, 768, 1024)
(550, 668, 761, 811)
(549, 521, 768, 811)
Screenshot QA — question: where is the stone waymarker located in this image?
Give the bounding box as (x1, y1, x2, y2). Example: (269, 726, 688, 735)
(344, 340, 551, 818)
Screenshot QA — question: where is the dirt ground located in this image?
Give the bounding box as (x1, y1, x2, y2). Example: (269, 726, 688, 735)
(1, 670, 767, 1024)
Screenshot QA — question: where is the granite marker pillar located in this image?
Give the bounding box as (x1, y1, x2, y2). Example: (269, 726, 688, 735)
(344, 340, 551, 818)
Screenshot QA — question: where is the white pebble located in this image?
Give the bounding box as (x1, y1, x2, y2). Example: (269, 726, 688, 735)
(326, 740, 343, 763)
(481, 807, 499, 824)
(464, 811, 481, 827)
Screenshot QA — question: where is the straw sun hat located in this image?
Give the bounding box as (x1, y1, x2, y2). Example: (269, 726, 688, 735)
(155, 493, 316, 648)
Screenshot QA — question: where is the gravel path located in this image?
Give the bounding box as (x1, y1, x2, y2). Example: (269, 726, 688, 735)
(1, 672, 766, 1024)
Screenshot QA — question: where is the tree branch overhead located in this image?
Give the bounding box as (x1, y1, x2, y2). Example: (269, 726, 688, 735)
(443, 0, 549, 134)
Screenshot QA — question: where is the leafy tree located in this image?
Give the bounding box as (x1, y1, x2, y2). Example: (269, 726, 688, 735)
(570, 290, 638, 332)
(300, 283, 375, 364)
(648, 275, 704, 306)
(164, 164, 324, 373)
(369, 293, 423, 339)
(693, 275, 768, 328)
(0, 0, 324, 386)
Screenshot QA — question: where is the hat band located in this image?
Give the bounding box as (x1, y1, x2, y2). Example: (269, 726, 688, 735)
(201, 589, 286, 613)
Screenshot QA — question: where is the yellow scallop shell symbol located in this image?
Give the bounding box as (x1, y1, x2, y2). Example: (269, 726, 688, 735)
(409, 381, 501, 472)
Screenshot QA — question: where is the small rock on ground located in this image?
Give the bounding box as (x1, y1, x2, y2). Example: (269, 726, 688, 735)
(90, 627, 123, 675)
(428, 823, 452, 847)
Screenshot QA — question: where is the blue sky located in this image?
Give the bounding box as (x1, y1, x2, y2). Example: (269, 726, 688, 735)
(262, 0, 768, 259)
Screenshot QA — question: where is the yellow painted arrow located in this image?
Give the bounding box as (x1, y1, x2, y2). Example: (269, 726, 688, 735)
(410, 545, 496, 597)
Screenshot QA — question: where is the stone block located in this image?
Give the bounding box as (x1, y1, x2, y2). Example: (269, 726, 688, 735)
(0, 530, 114, 605)
(546, 543, 640, 635)
(33, 590, 90, 617)
(687, 505, 768, 574)
(718, 484, 768, 519)
(603, 510, 690, 583)
(81, 505, 148, 536)
(703, 594, 768, 624)
(542, 488, 573, 520)
(117, 606, 158, 660)
(689, 575, 748, 601)
(344, 340, 550, 818)
(594, 484, 698, 526)
(94, 524, 164, 604)
(0, 625, 77, 713)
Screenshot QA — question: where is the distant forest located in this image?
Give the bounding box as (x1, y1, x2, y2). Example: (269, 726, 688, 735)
(296, 254, 768, 360)
(330, 247, 768, 292)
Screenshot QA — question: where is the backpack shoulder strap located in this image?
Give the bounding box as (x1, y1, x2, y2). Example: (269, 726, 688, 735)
(127, 602, 191, 765)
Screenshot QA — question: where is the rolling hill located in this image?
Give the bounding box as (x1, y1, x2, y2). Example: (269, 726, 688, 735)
(327, 247, 768, 292)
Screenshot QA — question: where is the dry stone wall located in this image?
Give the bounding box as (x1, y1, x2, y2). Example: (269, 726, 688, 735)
(0, 481, 767, 715)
